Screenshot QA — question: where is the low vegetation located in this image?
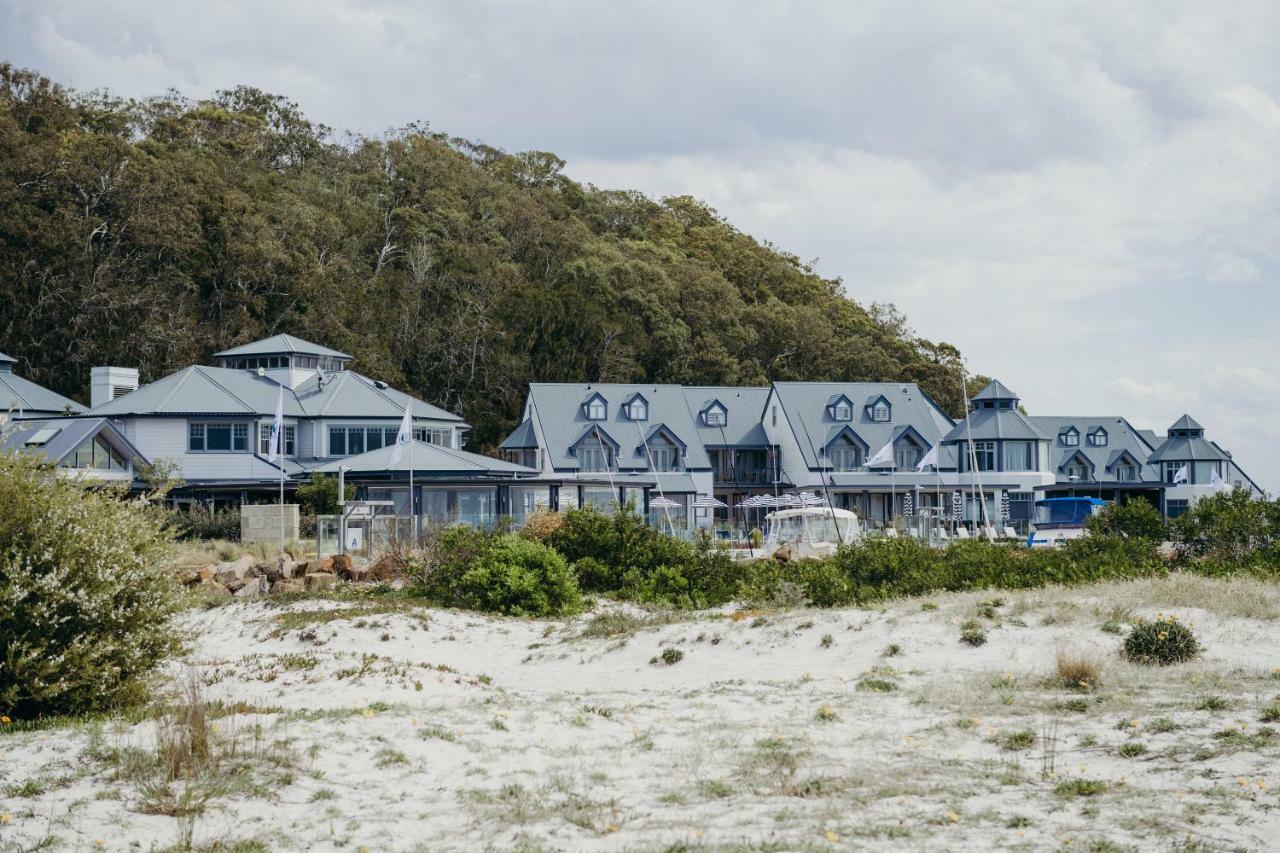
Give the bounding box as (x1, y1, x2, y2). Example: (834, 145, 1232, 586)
(1121, 617, 1202, 666)
(0, 453, 183, 720)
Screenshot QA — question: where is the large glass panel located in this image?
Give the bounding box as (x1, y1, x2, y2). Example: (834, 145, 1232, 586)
(188, 423, 204, 451)
(206, 423, 232, 451)
(421, 489, 449, 522)
(973, 441, 996, 471)
(830, 445, 859, 471)
(232, 423, 248, 451)
(347, 428, 365, 455)
(456, 489, 495, 527)
(578, 445, 610, 471)
(1004, 441, 1033, 471)
(329, 427, 346, 456)
(582, 487, 616, 512)
(366, 428, 385, 451)
(649, 444, 679, 471)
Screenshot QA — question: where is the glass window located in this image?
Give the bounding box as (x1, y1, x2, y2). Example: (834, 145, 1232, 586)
(1089, 429, 1107, 447)
(973, 441, 996, 471)
(705, 408, 726, 427)
(834, 403, 851, 421)
(1065, 464, 1087, 481)
(1115, 464, 1136, 482)
(586, 399, 606, 420)
(260, 424, 295, 456)
(206, 423, 232, 451)
(577, 444, 611, 471)
(367, 428, 385, 451)
(873, 403, 889, 422)
(626, 399, 647, 420)
(232, 423, 248, 451)
(1004, 441, 1034, 471)
(1164, 462, 1184, 484)
(649, 444, 680, 471)
(830, 444, 860, 471)
(1061, 430, 1079, 447)
(347, 428, 365, 455)
(189, 423, 205, 452)
(426, 428, 452, 447)
(895, 445, 921, 469)
(65, 435, 127, 471)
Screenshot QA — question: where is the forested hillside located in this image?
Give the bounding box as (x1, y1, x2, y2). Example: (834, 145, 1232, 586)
(0, 65, 973, 447)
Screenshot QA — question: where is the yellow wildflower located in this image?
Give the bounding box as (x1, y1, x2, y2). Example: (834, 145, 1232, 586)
(0, 813, 12, 824)
(0, 715, 9, 724)
(362, 708, 375, 718)
(946, 810, 960, 823)
(1130, 719, 1142, 728)
(825, 831, 840, 842)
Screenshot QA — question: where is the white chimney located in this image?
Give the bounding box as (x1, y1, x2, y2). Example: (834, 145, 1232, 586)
(91, 366, 139, 409)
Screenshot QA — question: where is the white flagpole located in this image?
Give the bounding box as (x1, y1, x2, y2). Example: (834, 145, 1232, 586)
(270, 385, 285, 559)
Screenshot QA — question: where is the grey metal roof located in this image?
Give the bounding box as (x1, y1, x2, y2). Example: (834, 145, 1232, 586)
(772, 382, 955, 469)
(943, 408, 1048, 443)
(1148, 434, 1229, 463)
(498, 418, 538, 449)
(1136, 429, 1160, 448)
(87, 365, 462, 422)
(524, 383, 712, 471)
(1, 417, 145, 467)
(972, 379, 1019, 401)
(0, 370, 87, 416)
(0, 351, 16, 365)
(214, 333, 352, 360)
(310, 439, 536, 477)
(682, 386, 771, 447)
(1168, 414, 1204, 433)
(1030, 416, 1157, 483)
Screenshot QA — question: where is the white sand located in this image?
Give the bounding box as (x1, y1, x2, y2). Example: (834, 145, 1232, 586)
(3, 575, 1280, 851)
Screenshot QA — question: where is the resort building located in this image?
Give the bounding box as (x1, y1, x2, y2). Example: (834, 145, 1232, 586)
(0, 351, 86, 419)
(0, 416, 144, 483)
(83, 334, 513, 513)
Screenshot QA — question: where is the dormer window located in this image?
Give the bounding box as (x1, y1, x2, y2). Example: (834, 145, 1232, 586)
(1060, 427, 1079, 447)
(873, 403, 889, 422)
(834, 402, 852, 421)
(623, 394, 648, 421)
(702, 402, 728, 427)
(863, 394, 891, 422)
(583, 393, 607, 421)
(1088, 427, 1108, 447)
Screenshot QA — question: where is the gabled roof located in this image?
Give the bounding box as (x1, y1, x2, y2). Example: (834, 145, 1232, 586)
(0, 369, 87, 416)
(86, 365, 462, 422)
(1030, 416, 1158, 484)
(1057, 449, 1096, 473)
(572, 423, 620, 452)
(771, 382, 954, 470)
(972, 379, 1019, 401)
(1, 417, 145, 468)
(823, 424, 870, 450)
(1104, 448, 1142, 471)
(214, 334, 351, 360)
(311, 439, 536, 477)
(526, 384, 712, 470)
(498, 419, 538, 450)
(863, 393, 892, 409)
(684, 386, 771, 447)
(638, 423, 687, 451)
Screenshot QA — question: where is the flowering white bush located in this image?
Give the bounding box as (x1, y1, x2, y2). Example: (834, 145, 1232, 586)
(0, 452, 183, 718)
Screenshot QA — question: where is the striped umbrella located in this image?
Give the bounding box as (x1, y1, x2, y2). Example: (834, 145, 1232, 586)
(903, 491, 914, 516)
(650, 496, 682, 509)
(952, 491, 964, 522)
(692, 494, 728, 509)
(796, 491, 826, 506)
(999, 491, 1011, 521)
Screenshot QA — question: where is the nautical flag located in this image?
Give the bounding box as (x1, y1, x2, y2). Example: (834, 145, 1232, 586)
(867, 440, 895, 467)
(390, 401, 413, 465)
(268, 385, 284, 461)
(916, 444, 939, 471)
(1209, 468, 1227, 491)
(1172, 464, 1189, 485)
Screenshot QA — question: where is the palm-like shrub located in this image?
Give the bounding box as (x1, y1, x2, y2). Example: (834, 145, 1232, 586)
(1122, 617, 1200, 666)
(0, 453, 183, 718)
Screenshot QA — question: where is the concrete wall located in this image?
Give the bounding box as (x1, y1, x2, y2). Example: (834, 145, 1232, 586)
(241, 503, 299, 543)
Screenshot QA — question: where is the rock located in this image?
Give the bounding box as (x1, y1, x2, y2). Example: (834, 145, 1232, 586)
(224, 578, 247, 594)
(249, 562, 274, 578)
(182, 565, 214, 587)
(304, 572, 336, 591)
(773, 543, 797, 563)
(234, 577, 264, 598)
(331, 554, 354, 574)
(306, 557, 334, 574)
(270, 578, 304, 595)
(368, 554, 402, 582)
(339, 565, 371, 583)
(211, 554, 254, 583)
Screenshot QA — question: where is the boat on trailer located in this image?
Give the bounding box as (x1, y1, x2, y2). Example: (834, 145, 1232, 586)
(1027, 497, 1105, 548)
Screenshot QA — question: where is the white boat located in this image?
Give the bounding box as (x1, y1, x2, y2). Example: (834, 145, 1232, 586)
(761, 506, 862, 558)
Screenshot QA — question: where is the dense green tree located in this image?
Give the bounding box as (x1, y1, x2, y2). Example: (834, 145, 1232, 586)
(0, 65, 974, 447)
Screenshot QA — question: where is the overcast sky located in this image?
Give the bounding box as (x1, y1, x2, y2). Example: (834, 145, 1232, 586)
(5, 1, 1279, 489)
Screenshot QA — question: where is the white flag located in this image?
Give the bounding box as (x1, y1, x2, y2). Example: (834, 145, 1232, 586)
(867, 440, 895, 467)
(1172, 464, 1189, 484)
(268, 385, 284, 461)
(916, 444, 939, 472)
(1209, 468, 1227, 491)
(390, 401, 413, 465)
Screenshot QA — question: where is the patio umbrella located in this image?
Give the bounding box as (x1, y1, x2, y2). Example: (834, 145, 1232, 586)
(796, 491, 826, 506)
(775, 494, 802, 507)
(1000, 490, 1011, 522)
(903, 491, 914, 516)
(692, 494, 728, 509)
(952, 490, 964, 522)
(650, 496, 682, 509)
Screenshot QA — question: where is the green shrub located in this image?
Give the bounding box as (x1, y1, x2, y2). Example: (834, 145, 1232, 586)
(959, 620, 988, 647)
(409, 527, 580, 617)
(1087, 499, 1167, 542)
(0, 453, 183, 718)
(1121, 618, 1201, 666)
(1171, 487, 1280, 570)
(454, 534, 581, 618)
(168, 503, 240, 541)
(295, 473, 355, 516)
